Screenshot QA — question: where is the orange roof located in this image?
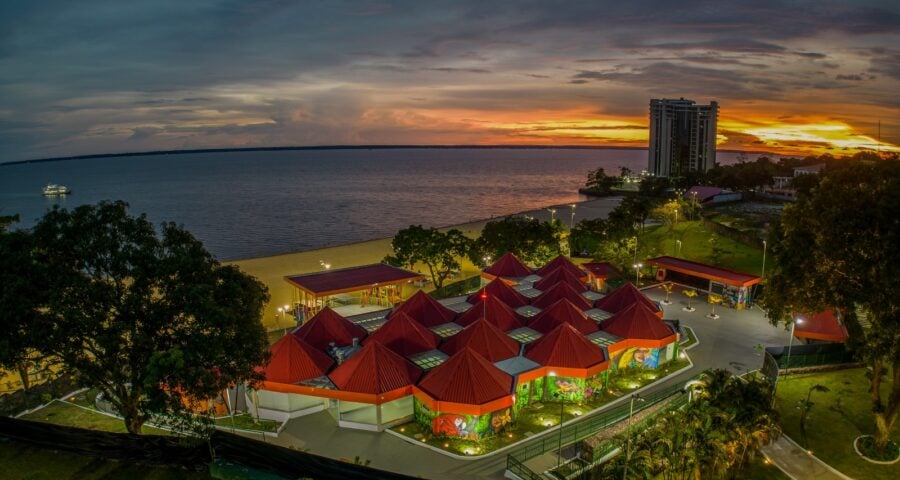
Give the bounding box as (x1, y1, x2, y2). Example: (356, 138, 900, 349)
(645, 256, 762, 287)
(261, 334, 334, 384)
(417, 348, 513, 405)
(525, 323, 607, 371)
(285, 263, 424, 296)
(528, 298, 599, 335)
(293, 307, 367, 350)
(391, 290, 457, 328)
(594, 283, 661, 315)
(440, 318, 521, 362)
(533, 266, 588, 292)
(467, 278, 529, 308)
(328, 341, 421, 395)
(484, 252, 532, 278)
(602, 302, 675, 341)
(794, 309, 849, 343)
(535, 255, 585, 278)
(531, 281, 593, 310)
(362, 311, 440, 357)
(455, 296, 525, 332)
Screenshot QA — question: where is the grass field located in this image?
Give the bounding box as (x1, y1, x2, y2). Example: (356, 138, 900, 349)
(639, 220, 763, 274)
(19, 400, 170, 435)
(737, 455, 791, 479)
(213, 413, 279, 433)
(775, 368, 899, 480)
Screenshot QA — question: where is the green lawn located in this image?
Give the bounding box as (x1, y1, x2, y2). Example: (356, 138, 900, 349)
(775, 368, 899, 480)
(19, 400, 170, 435)
(213, 413, 279, 433)
(736, 455, 791, 480)
(0, 439, 211, 480)
(639, 220, 763, 274)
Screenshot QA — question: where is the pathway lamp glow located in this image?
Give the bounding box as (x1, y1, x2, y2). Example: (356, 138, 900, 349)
(569, 204, 577, 229)
(632, 263, 643, 286)
(761, 240, 767, 279)
(785, 317, 803, 369)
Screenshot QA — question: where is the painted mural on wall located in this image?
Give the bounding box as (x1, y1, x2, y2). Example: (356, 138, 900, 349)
(414, 397, 498, 438)
(613, 347, 661, 369)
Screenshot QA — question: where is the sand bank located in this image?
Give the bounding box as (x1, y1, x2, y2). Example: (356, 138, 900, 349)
(228, 196, 623, 330)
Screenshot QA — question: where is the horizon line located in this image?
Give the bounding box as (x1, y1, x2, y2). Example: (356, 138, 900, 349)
(2, 144, 776, 167)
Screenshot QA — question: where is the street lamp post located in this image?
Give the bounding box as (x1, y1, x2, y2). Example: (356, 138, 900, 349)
(569, 204, 577, 229)
(785, 317, 804, 369)
(676, 239, 682, 257)
(548, 208, 557, 222)
(761, 240, 767, 279)
(623, 394, 645, 480)
(632, 263, 643, 286)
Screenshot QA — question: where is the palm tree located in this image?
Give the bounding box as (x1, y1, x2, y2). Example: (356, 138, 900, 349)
(799, 384, 830, 435)
(707, 293, 723, 319)
(682, 288, 698, 312)
(660, 282, 675, 305)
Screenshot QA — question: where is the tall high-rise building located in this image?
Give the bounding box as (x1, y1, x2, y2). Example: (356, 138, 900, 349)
(647, 98, 718, 178)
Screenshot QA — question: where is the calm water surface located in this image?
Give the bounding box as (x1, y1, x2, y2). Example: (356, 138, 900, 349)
(0, 148, 748, 260)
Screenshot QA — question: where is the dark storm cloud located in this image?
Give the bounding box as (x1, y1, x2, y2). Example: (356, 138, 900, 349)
(0, 0, 899, 160)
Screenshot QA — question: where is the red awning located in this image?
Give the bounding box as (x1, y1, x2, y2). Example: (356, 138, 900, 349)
(602, 302, 676, 341)
(533, 266, 588, 292)
(285, 263, 424, 297)
(484, 252, 532, 278)
(362, 311, 441, 357)
(528, 298, 599, 335)
(531, 282, 593, 310)
(467, 278, 529, 308)
(594, 283, 661, 315)
(794, 309, 849, 343)
(261, 334, 334, 384)
(391, 290, 457, 328)
(440, 318, 521, 362)
(535, 255, 586, 278)
(645, 256, 762, 287)
(328, 341, 422, 395)
(417, 348, 513, 405)
(293, 307, 367, 350)
(525, 323, 607, 370)
(455, 296, 525, 332)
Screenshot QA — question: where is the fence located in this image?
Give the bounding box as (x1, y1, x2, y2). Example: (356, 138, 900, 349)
(0, 416, 419, 480)
(765, 343, 856, 370)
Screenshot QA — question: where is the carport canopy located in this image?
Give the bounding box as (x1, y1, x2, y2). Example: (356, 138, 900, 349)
(645, 256, 762, 288)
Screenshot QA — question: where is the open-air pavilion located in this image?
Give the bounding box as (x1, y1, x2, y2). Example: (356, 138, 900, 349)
(645, 256, 762, 310)
(285, 263, 424, 321)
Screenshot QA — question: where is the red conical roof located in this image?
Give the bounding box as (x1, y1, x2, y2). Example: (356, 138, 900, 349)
(392, 290, 457, 327)
(533, 266, 588, 292)
(594, 283, 660, 315)
(418, 348, 513, 405)
(455, 296, 525, 332)
(362, 311, 440, 357)
(528, 298, 599, 335)
(293, 307, 367, 351)
(440, 318, 520, 362)
(602, 302, 675, 340)
(525, 323, 606, 369)
(328, 341, 421, 394)
(536, 255, 585, 278)
(467, 278, 529, 308)
(531, 281, 593, 310)
(484, 252, 532, 278)
(262, 334, 334, 384)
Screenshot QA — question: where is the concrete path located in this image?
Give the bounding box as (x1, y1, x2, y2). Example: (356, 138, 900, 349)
(762, 435, 852, 480)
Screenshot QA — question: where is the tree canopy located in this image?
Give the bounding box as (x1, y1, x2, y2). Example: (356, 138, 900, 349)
(384, 225, 471, 289)
(764, 160, 900, 451)
(475, 216, 562, 266)
(584, 167, 622, 195)
(19, 201, 271, 434)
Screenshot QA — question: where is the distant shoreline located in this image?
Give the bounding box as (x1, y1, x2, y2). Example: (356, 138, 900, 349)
(1, 144, 772, 166)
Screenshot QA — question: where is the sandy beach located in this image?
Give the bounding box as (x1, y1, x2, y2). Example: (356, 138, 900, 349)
(229, 196, 623, 330)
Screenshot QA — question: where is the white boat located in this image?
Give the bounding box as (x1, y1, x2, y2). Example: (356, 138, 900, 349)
(42, 184, 71, 196)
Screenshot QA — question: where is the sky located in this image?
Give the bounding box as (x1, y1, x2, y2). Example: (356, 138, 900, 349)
(1, 0, 899, 162)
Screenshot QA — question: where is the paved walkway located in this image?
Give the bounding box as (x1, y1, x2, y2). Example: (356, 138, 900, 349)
(762, 435, 852, 480)
(260, 285, 793, 479)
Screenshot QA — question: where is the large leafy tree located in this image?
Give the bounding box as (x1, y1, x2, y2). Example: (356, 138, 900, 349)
(476, 216, 562, 266)
(29, 201, 271, 434)
(764, 160, 900, 452)
(584, 167, 622, 195)
(384, 225, 471, 289)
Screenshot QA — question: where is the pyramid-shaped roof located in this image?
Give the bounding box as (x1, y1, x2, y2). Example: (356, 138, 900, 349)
(527, 298, 599, 335)
(455, 296, 525, 332)
(533, 266, 588, 292)
(466, 278, 529, 308)
(262, 334, 334, 384)
(535, 255, 585, 278)
(293, 307, 367, 351)
(418, 348, 513, 405)
(440, 318, 520, 362)
(531, 281, 593, 310)
(525, 323, 607, 369)
(484, 252, 532, 278)
(328, 341, 421, 394)
(602, 302, 675, 340)
(594, 283, 660, 315)
(362, 311, 440, 357)
(392, 290, 457, 327)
